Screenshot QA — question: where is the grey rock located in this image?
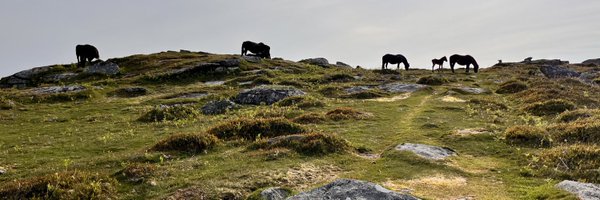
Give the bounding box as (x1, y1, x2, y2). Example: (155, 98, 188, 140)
(579, 72, 599, 82)
(260, 187, 291, 200)
(288, 179, 419, 200)
(31, 85, 87, 95)
(526, 59, 569, 65)
(345, 86, 374, 94)
(112, 87, 148, 97)
(171, 92, 209, 99)
(582, 58, 600, 66)
(204, 81, 225, 86)
(84, 61, 120, 76)
(378, 83, 429, 93)
(395, 143, 456, 160)
(335, 61, 352, 68)
(451, 87, 489, 94)
(164, 62, 233, 77)
(234, 85, 305, 105)
(243, 55, 262, 63)
(299, 58, 330, 67)
(42, 72, 78, 82)
(0, 76, 29, 88)
(13, 65, 55, 79)
(217, 58, 241, 67)
(1, 65, 62, 88)
(0, 169, 5, 175)
(556, 180, 600, 200)
(540, 65, 580, 79)
(201, 99, 238, 115)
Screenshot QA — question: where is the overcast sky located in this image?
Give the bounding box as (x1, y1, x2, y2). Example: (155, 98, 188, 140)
(1, 0, 599, 76)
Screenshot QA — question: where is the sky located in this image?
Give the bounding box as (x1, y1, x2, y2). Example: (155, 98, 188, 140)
(1, 0, 599, 76)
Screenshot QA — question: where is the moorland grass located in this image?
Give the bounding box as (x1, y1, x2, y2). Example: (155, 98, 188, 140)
(495, 80, 528, 94)
(503, 125, 551, 147)
(151, 133, 220, 154)
(523, 99, 575, 116)
(250, 133, 351, 155)
(325, 107, 373, 121)
(206, 118, 307, 140)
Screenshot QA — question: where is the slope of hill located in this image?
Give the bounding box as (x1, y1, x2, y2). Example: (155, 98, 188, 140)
(1, 50, 599, 199)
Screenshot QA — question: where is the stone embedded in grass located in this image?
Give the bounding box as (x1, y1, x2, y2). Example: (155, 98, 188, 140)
(233, 85, 306, 105)
(325, 107, 373, 121)
(201, 99, 239, 115)
(378, 83, 429, 93)
(451, 87, 489, 95)
(0, 171, 117, 199)
(206, 118, 307, 140)
(292, 113, 327, 124)
(30, 85, 87, 95)
(83, 61, 120, 76)
(109, 87, 148, 98)
(166, 92, 209, 99)
(417, 76, 447, 86)
(395, 143, 456, 160)
(524, 99, 576, 116)
(495, 81, 528, 94)
(540, 65, 580, 79)
(247, 187, 292, 200)
(299, 57, 329, 67)
(151, 133, 219, 154)
(287, 179, 419, 200)
(555, 180, 600, 200)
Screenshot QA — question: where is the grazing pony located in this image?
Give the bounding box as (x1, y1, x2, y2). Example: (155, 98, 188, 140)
(241, 41, 271, 59)
(382, 54, 410, 70)
(449, 54, 479, 73)
(76, 44, 99, 67)
(431, 56, 447, 72)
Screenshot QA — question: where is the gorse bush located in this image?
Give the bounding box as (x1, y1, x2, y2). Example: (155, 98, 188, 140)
(0, 171, 117, 200)
(523, 99, 575, 116)
(496, 80, 528, 94)
(504, 125, 551, 147)
(206, 118, 307, 140)
(151, 133, 219, 154)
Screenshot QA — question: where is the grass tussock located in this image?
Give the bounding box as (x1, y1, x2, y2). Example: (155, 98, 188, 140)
(151, 133, 219, 154)
(417, 76, 447, 86)
(523, 99, 575, 116)
(108, 87, 148, 98)
(0, 171, 117, 200)
(341, 90, 389, 99)
(206, 118, 307, 140)
(278, 80, 308, 88)
(496, 81, 528, 94)
(517, 79, 600, 108)
(138, 105, 200, 122)
(504, 125, 551, 147)
(557, 109, 600, 122)
(247, 187, 293, 200)
(468, 98, 508, 110)
(250, 133, 351, 155)
(116, 163, 157, 183)
(30, 90, 96, 103)
(325, 107, 373, 121)
(318, 86, 344, 97)
(549, 120, 600, 144)
(324, 73, 355, 82)
(292, 113, 327, 124)
(276, 96, 326, 109)
(0, 97, 16, 110)
(531, 144, 600, 183)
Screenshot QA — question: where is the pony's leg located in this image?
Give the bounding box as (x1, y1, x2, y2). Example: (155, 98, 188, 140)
(432, 64, 435, 72)
(466, 64, 470, 73)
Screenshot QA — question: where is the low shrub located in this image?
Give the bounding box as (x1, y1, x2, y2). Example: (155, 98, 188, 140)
(108, 87, 148, 98)
(276, 96, 325, 109)
(318, 86, 344, 97)
(468, 98, 508, 110)
(292, 113, 327, 124)
(250, 133, 351, 155)
(324, 73, 355, 82)
(31, 90, 97, 103)
(116, 163, 157, 183)
(557, 109, 600, 122)
(206, 118, 307, 140)
(138, 104, 200, 122)
(278, 80, 308, 88)
(325, 107, 373, 121)
(0, 98, 16, 110)
(504, 125, 551, 147)
(151, 133, 219, 154)
(416, 76, 447, 86)
(495, 81, 528, 94)
(340, 90, 388, 99)
(0, 171, 117, 200)
(531, 144, 600, 183)
(549, 120, 600, 144)
(523, 99, 575, 116)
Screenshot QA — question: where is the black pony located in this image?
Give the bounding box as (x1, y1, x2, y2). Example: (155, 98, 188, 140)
(449, 54, 479, 73)
(431, 56, 447, 72)
(76, 44, 99, 67)
(241, 41, 271, 59)
(382, 54, 410, 70)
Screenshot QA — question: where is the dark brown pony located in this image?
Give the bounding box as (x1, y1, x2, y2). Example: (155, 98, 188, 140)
(382, 54, 410, 70)
(449, 54, 479, 73)
(241, 41, 271, 59)
(76, 44, 99, 67)
(431, 56, 447, 72)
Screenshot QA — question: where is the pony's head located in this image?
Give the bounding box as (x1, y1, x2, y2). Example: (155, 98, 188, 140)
(442, 56, 447, 62)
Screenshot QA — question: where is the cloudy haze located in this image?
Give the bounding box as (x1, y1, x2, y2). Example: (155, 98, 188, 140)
(1, 0, 599, 76)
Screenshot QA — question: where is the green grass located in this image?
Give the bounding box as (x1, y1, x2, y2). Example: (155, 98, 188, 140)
(0, 51, 587, 199)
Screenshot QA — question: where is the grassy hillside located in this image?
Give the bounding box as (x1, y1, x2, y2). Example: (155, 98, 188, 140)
(2, 51, 598, 199)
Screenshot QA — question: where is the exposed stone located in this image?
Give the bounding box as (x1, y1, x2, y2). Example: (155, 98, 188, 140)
(344, 86, 374, 94)
(170, 92, 209, 99)
(217, 58, 241, 67)
(233, 85, 305, 105)
(335, 61, 352, 68)
(556, 180, 600, 200)
(0, 65, 60, 88)
(288, 179, 419, 200)
(526, 59, 569, 65)
(582, 58, 600, 66)
(540, 65, 580, 79)
(164, 62, 235, 78)
(259, 187, 291, 200)
(201, 99, 239, 115)
(41, 72, 78, 82)
(451, 87, 489, 94)
(30, 85, 87, 95)
(204, 81, 225, 86)
(378, 83, 429, 93)
(111, 87, 148, 97)
(299, 58, 330, 67)
(395, 143, 456, 160)
(13, 65, 55, 79)
(242, 55, 262, 63)
(84, 61, 120, 76)
(0, 168, 5, 175)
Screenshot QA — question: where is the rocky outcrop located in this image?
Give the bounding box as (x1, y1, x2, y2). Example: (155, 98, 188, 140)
(259, 187, 291, 200)
(30, 85, 87, 95)
(378, 83, 429, 93)
(169, 92, 209, 99)
(83, 61, 120, 76)
(111, 87, 148, 98)
(582, 58, 600, 66)
(556, 180, 600, 200)
(395, 143, 456, 160)
(0, 65, 61, 88)
(525, 59, 569, 65)
(451, 87, 489, 95)
(233, 85, 305, 105)
(288, 179, 419, 200)
(41, 73, 78, 83)
(335, 61, 352, 68)
(299, 58, 330, 67)
(540, 65, 581, 79)
(201, 99, 239, 115)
